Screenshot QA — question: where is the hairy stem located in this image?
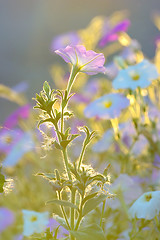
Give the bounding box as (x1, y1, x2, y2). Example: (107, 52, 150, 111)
(62, 149, 72, 180)
(100, 200, 106, 229)
(78, 143, 86, 171)
(67, 66, 79, 96)
(57, 191, 71, 230)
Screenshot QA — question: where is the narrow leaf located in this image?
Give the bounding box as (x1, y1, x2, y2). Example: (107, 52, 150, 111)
(82, 194, 107, 216)
(46, 199, 79, 211)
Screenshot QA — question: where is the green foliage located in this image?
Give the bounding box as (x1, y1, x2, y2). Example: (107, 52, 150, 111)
(70, 224, 105, 240)
(0, 172, 5, 193)
(46, 199, 79, 212)
(82, 194, 108, 216)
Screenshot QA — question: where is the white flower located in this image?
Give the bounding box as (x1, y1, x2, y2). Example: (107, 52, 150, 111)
(22, 210, 49, 236)
(129, 191, 160, 220)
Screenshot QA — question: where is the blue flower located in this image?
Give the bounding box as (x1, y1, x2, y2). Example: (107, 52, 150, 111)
(2, 132, 34, 167)
(0, 128, 23, 154)
(22, 210, 49, 237)
(84, 93, 130, 119)
(92, 129, 114, 153)
(129, 191, 160, 220)
(112, 60, 159, 90)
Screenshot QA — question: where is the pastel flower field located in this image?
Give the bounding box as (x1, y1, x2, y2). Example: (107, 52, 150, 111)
(1, 8, 160, 240)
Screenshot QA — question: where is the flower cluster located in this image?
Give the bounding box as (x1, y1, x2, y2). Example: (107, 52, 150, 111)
(1, 12, 160, 240)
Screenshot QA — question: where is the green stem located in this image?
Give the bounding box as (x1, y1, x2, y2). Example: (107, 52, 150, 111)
(70, 190, 76, 240)
(77, 143, 86, 171)
(67, 66, 79, 97)
(100, 200, 106, 229)
(74, 194, 84, 231)
(62, 149, 72, 180)
(58, 191, 71, 230)
(61, 105, 64, 133)
(71, 189, 76, 229)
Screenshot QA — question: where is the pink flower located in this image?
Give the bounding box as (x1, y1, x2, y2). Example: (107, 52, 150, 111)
(4, 104, 30, 129)
(99, 19, 130, 48)
(55, 45, 106, 75)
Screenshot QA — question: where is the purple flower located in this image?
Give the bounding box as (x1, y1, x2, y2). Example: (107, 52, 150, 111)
(84, 93, 130, 119)
(154, 154, 160, 168)
(71, 80, 100, 104)
(131, 135, 148, 156)
(47, 218, 69, 239)
(113, 60, 159, 90)
(51, 32, 80, 51)
(107, 174, 142, 209)
(4, 104, 30, 129)
(99, 19, 130, 48)
(2, 132, 34, 167)
(0, 128, 23, 153)
(55, 45, 106, 75)
(0, 207, 14, 233)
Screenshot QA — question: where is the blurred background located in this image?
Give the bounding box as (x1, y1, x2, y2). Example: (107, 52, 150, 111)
(0, 0, 160, 122)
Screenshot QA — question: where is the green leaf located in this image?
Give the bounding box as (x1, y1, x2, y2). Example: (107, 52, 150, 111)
(37, 118, 53, 128)
(54, 141, 62, 150)
(35, 172, 56, 181)
(46, 199, 79, 211)
(43, 81, 51, 97)
(70, 224, 105, 240)
(82, 194, 107, 216)
(60, 140, 71, 149)
(0, 173, 5, 193)
(81, 192, 98, 206)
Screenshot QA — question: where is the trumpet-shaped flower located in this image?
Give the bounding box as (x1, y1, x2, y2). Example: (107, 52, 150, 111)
(22, 210, 49, 236)
(0, 207, 14, 233)
(113, 60, 159, 90)
(129, 191, 160, 220)
(55, 45, 106, 75)
(84, 93, 130, 119)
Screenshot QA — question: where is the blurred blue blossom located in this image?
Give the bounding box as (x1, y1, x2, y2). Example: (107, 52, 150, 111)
(22, 210, 49, 237)
(92, 129, 114, 153)
(113, 59, 159, 90)
(0, 128, 23, 154)
(84, 93, 130, 119)
(2, 132, 34, 167)
(129, 191, 160, 220)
